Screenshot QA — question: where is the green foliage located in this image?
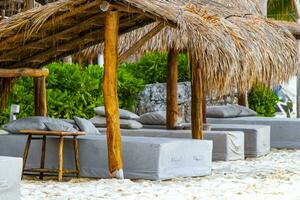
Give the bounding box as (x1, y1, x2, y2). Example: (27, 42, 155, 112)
(120, 52, 189, 84)
(248, 84, 280, 117)
(0, 53, 189, 124)
(268, 0, 296, 21)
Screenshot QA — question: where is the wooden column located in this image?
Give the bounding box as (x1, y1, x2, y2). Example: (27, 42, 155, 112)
(237, 91, 248, 107)
(103, 11, 123, 178)
(293, 0, 300, 118)
(202, 89, 207, 124)
(166, 48, 178, 129)
(34, 77, 47, 116)
(189, 53, 203, 139)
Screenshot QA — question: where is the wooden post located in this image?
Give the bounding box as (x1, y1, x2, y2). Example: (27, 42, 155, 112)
(189, 53, 203, 139)
(166, 48, 178, 129)
(103, 11, 123, 179)
(237, 91, 248, 107)
(293, 0, 300, 118)
(202, 89, 207, 124)
(34, 77, 47, 116)
(0, 10, 5, 21)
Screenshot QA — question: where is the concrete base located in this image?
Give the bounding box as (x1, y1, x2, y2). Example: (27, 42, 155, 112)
(0, 156, 22, 200)
(0, 134, 212, 180)
(101, 128, 245, 161)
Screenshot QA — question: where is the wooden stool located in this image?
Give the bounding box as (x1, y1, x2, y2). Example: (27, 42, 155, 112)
(18, 130, 85, 181)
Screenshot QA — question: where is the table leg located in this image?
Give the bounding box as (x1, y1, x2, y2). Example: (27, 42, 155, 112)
(73, 136, 80, 178)
(22, 135, 32, 179)
(39, 135, 47, 180)
(58, 136, 64, 181)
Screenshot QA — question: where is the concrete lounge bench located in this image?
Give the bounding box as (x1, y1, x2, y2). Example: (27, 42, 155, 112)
(0, 156, 22, 200)
(99, 128, 245, 161)
(0, 134, 212, 180)
(207, 117, 299, 149)
(180, 123, 270, 157)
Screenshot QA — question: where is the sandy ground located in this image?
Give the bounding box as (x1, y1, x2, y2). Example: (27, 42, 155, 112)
(21, 149, 300, 200)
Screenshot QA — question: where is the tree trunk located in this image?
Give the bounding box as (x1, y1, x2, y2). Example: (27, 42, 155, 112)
(103, 11, 123, 179)
(166, 48, 178, 129)
(34, 77, 47, 116)
(190, 53, 203, 139)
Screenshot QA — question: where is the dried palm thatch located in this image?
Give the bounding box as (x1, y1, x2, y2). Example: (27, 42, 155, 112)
(0, 0, 297, 111)
(83, 0, 297, 96)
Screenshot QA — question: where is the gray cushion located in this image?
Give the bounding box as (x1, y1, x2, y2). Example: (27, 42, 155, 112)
(94, 106, 139, 120)
(232, 104, 257, 117)
(74, 116, 100, 135)
(44, 121, 78, 133)
(206, 105, 241, 118)
(1, 117, 54, 133)
(138, 111, 167, 125)
(90, 116, 143, 129)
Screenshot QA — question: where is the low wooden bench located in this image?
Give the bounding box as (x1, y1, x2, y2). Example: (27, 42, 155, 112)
(18, 130, 85, 181)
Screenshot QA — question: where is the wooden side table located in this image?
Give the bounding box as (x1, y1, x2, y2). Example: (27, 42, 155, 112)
(18, 130, 85, 181)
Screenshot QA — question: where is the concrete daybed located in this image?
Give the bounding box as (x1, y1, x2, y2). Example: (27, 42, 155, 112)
(207, 117, 300, 149)
(179, 123, 270, 157)
(0, 133, 212, 180)
(99, 128, 245, 161)
(0, 156, 22, 200)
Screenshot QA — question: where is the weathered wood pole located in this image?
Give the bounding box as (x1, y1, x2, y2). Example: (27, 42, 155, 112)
(189, 53, 204, 139)
(237, 91, 248, 107)
(34, 77, 47, 116)
(293, 0, 300, 118)
(202, 89, 207, 124)
(103, 11, 123, 179)
(166, 48, 179, 129)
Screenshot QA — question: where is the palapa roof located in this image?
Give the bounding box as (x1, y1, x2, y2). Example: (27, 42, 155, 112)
(0, 0, 297, 109)
(84, 0, 298, 94)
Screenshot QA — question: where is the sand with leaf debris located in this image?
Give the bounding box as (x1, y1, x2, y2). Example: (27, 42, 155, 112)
(21, 149, 300, 200)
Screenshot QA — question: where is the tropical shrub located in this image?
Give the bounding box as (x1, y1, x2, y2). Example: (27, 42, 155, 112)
(248, 84, 280, 117)
(0, 52, 189, 124)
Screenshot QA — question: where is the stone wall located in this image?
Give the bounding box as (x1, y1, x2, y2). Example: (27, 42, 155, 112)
(137, 82, 237, 122)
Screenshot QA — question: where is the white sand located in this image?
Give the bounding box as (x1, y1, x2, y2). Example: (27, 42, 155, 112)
(21, 149, 300, 200)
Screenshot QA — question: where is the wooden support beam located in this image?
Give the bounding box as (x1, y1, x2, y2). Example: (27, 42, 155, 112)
(118, 22, 164, 63)
(0, 68, 49, 77)
(237, 91, 248, 107)
(34, 77, 47, 116)
(103, 11, 123, 179)
(202, 89, 207, 124)
(189, 53, 203, 139)
(166, 48, 178, 129)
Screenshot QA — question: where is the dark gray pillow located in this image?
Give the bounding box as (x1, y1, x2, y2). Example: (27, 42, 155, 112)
(138, 111, 167, 125)
(1, 117, 50, 133)
(90, 116, 143, 129)
(206, 105, 242, 118)
(74, 116, 100, 135)
(94, 106, 139, 120)
(44, 121, 78, 133)
(232, 105, 257, 117)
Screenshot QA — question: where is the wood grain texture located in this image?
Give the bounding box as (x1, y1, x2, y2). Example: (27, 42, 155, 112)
(190, 53, 203, 139)
(58, 136, 64, 182)
(166, 48, 178, 129)
(34, 77, 47, 116)
(103, 11, 123, 175)
(0, 68, 49, 77)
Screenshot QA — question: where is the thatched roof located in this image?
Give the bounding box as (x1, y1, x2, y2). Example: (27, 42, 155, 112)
(0, 0, 297, 109)
(83, 0, 298, 95)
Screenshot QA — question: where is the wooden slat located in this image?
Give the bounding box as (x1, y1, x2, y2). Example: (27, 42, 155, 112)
(0, 68, 49, 77)
(18, 130, 85, 136)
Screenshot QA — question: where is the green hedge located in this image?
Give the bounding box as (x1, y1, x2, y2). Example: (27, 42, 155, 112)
(248, 84, 279, 117)
(0, 53, 189, 124)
